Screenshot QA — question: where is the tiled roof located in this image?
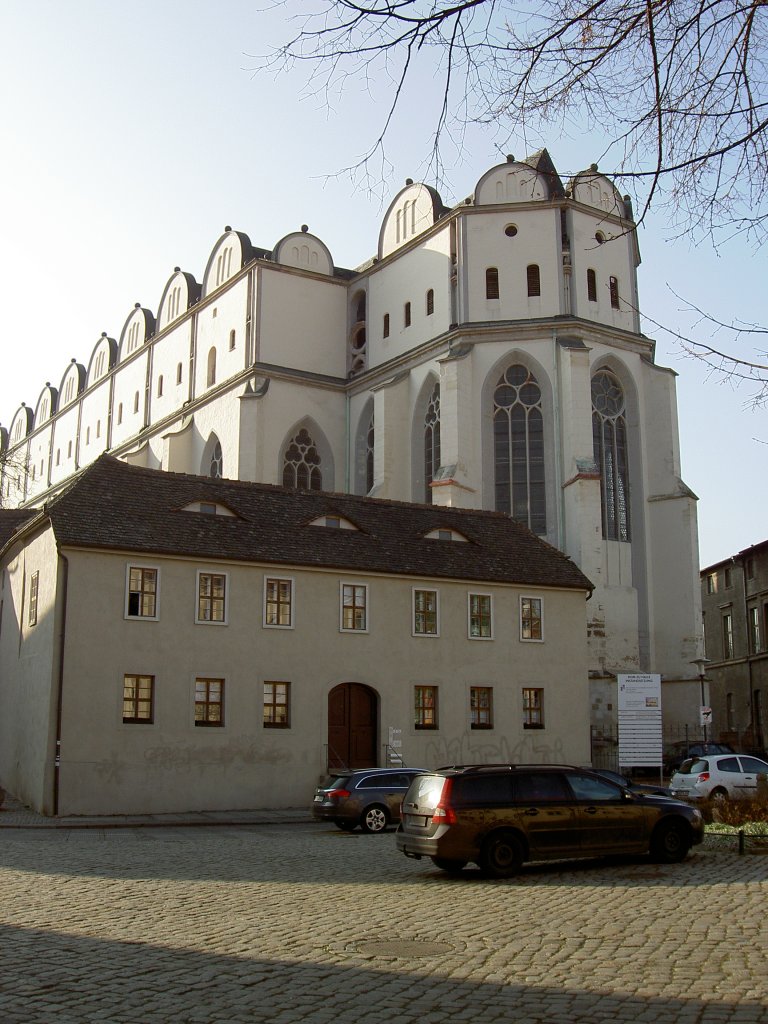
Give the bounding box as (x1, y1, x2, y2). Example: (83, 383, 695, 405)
(0, 508, 39, 548)
(23, 455, 594, 592)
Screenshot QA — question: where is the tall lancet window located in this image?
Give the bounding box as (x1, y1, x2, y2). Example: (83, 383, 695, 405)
(591, 369, 631, 541)
(493, 364, 546, 534)
(209, 440, 223, 479)
(366, 411, 375, 494)
(424, 382, 441, 503)
(283, 428, 323, 490)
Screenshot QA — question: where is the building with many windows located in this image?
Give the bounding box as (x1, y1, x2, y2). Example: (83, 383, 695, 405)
(0, 150, 703, 748)
(700, 541, 768, 754)
(0, 455, 593, 815)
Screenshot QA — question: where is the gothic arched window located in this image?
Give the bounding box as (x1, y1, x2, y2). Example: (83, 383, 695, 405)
(366, 411, 375, 494)
(209, 440, 223, 479)
(493, 364, 546, 534)
(283, 428, 323, 490)
(424, 382, 440, 503)
(207, 347, 217, 388)
(591, 369, 630, 541)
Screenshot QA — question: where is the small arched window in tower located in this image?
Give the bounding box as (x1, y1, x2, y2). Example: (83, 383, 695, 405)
(118, 403, 123, 425)
(157, 375, 164, 398)
(424, 383, 441, 504)
(210, 440, 223, 479)
(176, 363, 183, 385)
(354, 292, 366, 323)
(426, 289, 434, 316)
(133, 392, 139, 414)
(587, 269, 597, 302)
(383, 313, 390, 338)
(96, 420, 101, 439)
(493, 364, 546, 534)
(86, 426, 90, 446)
(609, 276, 620, 309)
(283, 428, 323, 491)
(366, 411, 375, 494)
(207, 347, 217, 388)
(592, 369, 630, 542)
(527, 264, 541, 297)
(229, 330, 236, 351)
(56, 449, 60, 466)
(485, 268, 499, 300)
(404, 301, 412, 328)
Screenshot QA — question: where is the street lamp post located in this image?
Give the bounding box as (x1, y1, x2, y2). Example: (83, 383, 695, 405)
(690, 658, 712, 742)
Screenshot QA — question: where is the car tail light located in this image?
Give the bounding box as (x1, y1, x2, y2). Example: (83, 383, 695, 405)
(696, 772, 710, 782)
(431, 778, 457, 825)
(326, 788, 350, 801)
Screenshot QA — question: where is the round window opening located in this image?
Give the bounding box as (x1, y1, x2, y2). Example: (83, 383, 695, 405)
(505, 224, 518, 237)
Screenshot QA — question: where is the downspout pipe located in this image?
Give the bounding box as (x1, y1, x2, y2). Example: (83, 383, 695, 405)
(53, 549, 69, 816)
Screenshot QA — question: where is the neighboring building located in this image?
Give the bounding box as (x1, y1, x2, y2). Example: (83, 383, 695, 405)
(0, 455, 593, 815)
(700, 541, 768, 754)
(0, 150, 703, 748)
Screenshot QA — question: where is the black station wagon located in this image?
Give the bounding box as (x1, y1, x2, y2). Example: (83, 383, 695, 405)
(313, 767, 426, 833)
(396, 764, 704, 876)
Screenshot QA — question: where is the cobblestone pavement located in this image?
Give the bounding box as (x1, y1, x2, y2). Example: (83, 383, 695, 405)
(0, 822, 766, 1024)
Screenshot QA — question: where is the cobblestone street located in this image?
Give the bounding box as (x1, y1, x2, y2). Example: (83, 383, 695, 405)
(0, 822, 766, 1024)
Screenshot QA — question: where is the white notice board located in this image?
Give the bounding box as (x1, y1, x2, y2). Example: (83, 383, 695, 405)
(617, 674, 662, 768)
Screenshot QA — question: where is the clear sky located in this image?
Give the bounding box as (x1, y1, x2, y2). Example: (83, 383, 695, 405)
(1, 0, 765, 568)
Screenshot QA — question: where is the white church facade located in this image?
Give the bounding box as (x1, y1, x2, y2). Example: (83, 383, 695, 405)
(0, 151, 704, 739)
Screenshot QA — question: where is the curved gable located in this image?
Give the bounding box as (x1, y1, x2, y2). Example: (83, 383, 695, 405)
(34, 384, 58, 427)
(273, 228, 334, 275)
(8, 404, 34, 444)
(158, 269, 201, 330)
(379, 181, 447, 260)
(569, 166, 629, 219)
(475, 157, 550, 205)
(87, 334, 117, 385)
(118, 304, 156, 362)
(202, 228, 253, 297)
(58, 360, 86, 409)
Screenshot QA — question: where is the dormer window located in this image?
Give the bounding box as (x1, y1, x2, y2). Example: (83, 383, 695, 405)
(424, 527, 469, 542)
(180, 501, 236, 517)
(308, 514, 359, 531)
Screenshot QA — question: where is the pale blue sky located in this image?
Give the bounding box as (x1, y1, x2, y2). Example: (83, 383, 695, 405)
(1, 0, 765, 568)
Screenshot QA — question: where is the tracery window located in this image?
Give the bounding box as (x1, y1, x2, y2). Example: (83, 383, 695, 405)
(283, 428, 322, 490)
(366, 411, 374, 494)
(424, 382, 440, 504)
(493, 364, 546, 534)
(209, 440, 223, 479)
(591, 369, 630, 541)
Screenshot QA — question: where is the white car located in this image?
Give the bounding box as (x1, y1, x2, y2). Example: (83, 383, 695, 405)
(669, 754, 768, 803)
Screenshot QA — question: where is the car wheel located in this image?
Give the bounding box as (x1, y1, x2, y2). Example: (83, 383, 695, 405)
(480, 831, 524, 878)
(334, 820, 356, 832)
(650, 820, 691, 863)
(360, 805, 389, 833)
(431, 857, 468, 874)
(710, 787, 729, 805)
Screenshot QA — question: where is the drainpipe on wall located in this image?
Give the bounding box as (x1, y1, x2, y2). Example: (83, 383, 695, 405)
(52, 550, 69, 816)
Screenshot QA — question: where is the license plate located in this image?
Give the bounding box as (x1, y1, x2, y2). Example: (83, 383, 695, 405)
(406, 814, 428, 826)
(313, 795, 323, 802)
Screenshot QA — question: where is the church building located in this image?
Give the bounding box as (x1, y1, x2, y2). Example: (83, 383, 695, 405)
(1, 150, 703, 748)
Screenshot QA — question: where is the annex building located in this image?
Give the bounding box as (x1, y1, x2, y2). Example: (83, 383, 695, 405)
(0, 151, 704, 794)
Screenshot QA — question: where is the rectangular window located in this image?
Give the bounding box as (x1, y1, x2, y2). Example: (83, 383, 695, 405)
(264, 577, 293, 628)
(522, 687, 544, 729)
(746, 557, 755, 580)
(126, 566, 158, 618)
(724, 566, 733, 589)
(404, 301, 411, 327)
(413, 589, 438, 636)
(28, 570, 39, 627)
(426, 289, 434, 316)
(587, 268, 597, 302)
(749, 606, 761, 654)
(520, 597, 543, 641)
(195, 678, 224, 726)
(383, 313, 390, 338)
(340, 583, 368, 632)
(609, 276, 620, 309)
(197, 571, 227, 624)
(706, 573, 718, 595)
(722, 612, 734, 659)
(468, 593, 492, 639)
(414, 685, 438, 729)
(471, 686, 493, 729)
(485, 267, 499, 300)
(263, 681, 290, 728)
(123, 674, 154, 723)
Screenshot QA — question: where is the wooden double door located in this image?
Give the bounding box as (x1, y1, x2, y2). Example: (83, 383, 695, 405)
(327, 683, 377, 770)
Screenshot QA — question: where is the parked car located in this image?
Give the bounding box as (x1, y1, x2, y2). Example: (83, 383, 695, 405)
(312, 768, 426, 833)
(396, 763, 704, 877)
(669, 754, 768, 804)
(663, 742, 736, 775)
(591, 768, 671, 797)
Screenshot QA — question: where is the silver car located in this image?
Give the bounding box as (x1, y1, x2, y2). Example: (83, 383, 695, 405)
(669, 754, 768, 804)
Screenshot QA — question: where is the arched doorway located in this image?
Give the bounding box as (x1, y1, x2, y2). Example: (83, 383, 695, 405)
(327, 683, 377, 770)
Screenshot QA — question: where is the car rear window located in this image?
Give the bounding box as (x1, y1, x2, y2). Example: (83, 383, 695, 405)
(322, 775, 351, 789)
(404, 774, 449, 810)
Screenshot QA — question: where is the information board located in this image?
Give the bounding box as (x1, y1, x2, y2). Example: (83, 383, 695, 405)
(617, 673, 663, 768)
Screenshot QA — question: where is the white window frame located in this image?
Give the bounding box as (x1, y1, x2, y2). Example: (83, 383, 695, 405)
(467, 592, 494, 640)
(195, 569, 229, 626)
(124, 564, 160, 621)
(412, 587, 439, 637)
(339, 581, 369, 633)
(520, 595, 544, 642)
(263, 575, 295, 629)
